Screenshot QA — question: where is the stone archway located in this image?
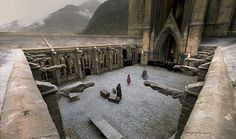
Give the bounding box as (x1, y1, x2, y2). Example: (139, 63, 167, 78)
(154, 28, 181, 63)
(122, 49, 127, 60)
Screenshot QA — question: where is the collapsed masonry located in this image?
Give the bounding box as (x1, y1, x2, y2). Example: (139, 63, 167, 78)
(144, 46, 216, 139)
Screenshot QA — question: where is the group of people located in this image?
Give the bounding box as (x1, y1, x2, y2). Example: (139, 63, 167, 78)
(115, 69, 149, 99)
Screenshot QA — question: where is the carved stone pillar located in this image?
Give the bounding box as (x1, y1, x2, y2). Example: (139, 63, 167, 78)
(214, 0, 235, 36)
(186, 0, 209, 56)
(92, 47, 100, 74)
(141, 0, 152, 65)
(75, 48, 83, 79)
(108, 46, 113, 71)
(118, 46, 123, 68)
(50, 48, 61, 85)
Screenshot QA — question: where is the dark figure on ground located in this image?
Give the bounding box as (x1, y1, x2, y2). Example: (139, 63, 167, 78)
(127, 74, 131, 85)
(141, 69, 148, 80)
(116, 84, 122, 99)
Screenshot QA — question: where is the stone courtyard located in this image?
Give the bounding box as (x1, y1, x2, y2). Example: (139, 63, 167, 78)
(58, 65, 197, 139)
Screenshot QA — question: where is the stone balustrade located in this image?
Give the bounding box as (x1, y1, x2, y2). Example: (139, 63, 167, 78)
(0, 49, 60, 139)
(181, 47, 236, 139)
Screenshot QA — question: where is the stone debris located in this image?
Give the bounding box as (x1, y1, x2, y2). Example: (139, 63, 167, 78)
(29, 62, 40, 69)
(175, 82, 204, 138)
(65, 82, 95, 93)
(68, 93, 80, 102)
(198, 62, 211, 81)
(100, 89, 110, 99)
(36, 80, 58, 95)
(144, 81, 184, 100)
(173, 65, 199, 76)
(41, 64, 66, 72)
(59, 82, 95, 102)
(184, 58, 204, 68)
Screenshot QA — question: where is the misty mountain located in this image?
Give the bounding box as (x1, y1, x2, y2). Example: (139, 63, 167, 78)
(0, 0, 101, 33)
(24, 0, 101, 33)
(0, 20, 24, 32)
(83, 0, 128, 35)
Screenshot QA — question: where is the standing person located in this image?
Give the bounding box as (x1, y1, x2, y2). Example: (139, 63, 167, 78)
(141, 69, 148, 80)
(116, 84, 122, 99)
(127, 74, 131, 86)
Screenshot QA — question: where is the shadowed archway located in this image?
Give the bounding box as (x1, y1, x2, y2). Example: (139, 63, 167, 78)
(154, 28, 180, 63)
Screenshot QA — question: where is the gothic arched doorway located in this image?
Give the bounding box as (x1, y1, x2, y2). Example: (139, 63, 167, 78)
(161, 34, 176, 62)
(155, 33, 178, 63)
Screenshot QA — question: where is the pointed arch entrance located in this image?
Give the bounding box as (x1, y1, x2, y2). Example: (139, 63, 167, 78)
(159, 34, 176, 62)
(154, 29, 180, 63)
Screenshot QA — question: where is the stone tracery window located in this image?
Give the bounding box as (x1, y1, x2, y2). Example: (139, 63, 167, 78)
(39, 58, 53, 80)
(59, 54, 76, 77)
(113, 50, 118, 64)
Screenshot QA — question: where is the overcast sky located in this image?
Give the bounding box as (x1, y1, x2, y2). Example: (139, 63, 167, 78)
(0, 0, 106, 26)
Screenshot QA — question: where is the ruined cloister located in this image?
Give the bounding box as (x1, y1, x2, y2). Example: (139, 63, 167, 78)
(25, 44, 138, 85)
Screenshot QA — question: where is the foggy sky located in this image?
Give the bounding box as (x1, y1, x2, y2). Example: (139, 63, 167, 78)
(0, 0, 106, 26)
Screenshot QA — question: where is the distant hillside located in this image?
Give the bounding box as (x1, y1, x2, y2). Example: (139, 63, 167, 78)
(23, 0, 101, 33)
(83, 0, 128, 35)
(0, 0, 101, 33)
(0, 20, 23, 32)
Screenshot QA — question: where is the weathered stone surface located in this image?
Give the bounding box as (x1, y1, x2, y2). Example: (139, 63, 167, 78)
(68, 93, 80, 102)
(144, 81, 184, 98)
(59, 65, 195, 139)
(36, 80, 58, 93)
(197, 51, 214, 56)
(64, 82, 95, 93)
(198, 62, 210, 70)
(108, 95, 121, 104)
(185, 82, 204, 96)
(181, 47, 236, 139)
(203, 55, 213, 63)
(100, 89, 110, 99)
(194, 53, 209, 59)
(25, 55, 34, 61)
(197, 62, 211, 82)
(173, 65, 199, 76)
(33, 57, 51, 63)
(41, 64, 65, 72)
(36, 81, 65, 139)
(89, 113, 124, 139)
(0, 50, 59, 139)
(184, 58, 204, 68)
(29, 62, 40, 69)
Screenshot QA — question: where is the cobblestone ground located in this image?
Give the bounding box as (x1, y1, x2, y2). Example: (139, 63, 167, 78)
(58, 65, 197, 139)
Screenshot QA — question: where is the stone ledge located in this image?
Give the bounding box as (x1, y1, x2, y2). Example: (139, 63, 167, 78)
(181, 47, 236, 139)
(0, 49, 59, 139)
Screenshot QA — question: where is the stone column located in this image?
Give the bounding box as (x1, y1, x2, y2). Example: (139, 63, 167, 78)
(186, 0, 209, 56)
(181, 0, 194, 35)
(92, 47, 100, 74)
(118, 46, 123, 68)
(75, 48, 83, 79)
(215, 0, 235, 36)
(128, 0, 145, 36)
(108, 46, 113, 71)
(149, 29, 155, 61)
(141, 0, 152, 65)
(50, 49, 61, 85)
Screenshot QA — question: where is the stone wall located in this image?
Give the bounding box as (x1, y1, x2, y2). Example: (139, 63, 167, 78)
(229, 10, 236, 34)
(203, 0, 236, 36)
(181, 47, 236, 138)
(0, 49, 59, 139)
(24, 44, 139, 85)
